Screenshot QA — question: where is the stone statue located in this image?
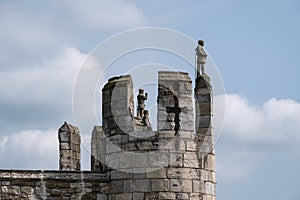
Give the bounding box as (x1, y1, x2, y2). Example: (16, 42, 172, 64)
(195, 40, 207, 77)
(142, 110, 151, 128)
(137, 89, 148, 119)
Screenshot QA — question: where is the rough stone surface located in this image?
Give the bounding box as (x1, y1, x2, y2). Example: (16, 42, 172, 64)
(58, 122, 81, 171)
(151, 179, 169, 191)
(0, 171, 108, 199)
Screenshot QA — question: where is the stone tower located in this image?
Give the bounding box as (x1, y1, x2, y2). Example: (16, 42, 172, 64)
(58, 121, 81, 171)
(0, 71, 216, 199)
(90, 71, 216, 200)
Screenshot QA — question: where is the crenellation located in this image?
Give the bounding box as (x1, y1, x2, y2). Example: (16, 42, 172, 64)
(0, 71, 216, 199)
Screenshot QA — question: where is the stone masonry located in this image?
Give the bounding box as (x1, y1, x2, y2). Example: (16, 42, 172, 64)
(0, 71, 216, 200)
(58, 122, 81, 171)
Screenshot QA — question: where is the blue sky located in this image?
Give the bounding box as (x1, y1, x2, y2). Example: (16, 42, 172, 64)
(0, 0, 300, 200)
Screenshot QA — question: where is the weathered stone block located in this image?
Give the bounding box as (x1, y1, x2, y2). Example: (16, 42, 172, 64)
(179, 121, 194, 131)
(97, 194, 108, 200)
(1, 181, 10, 186)
(202, 194, 213, 200)
(146, 168, 167, 179)
(110, 170, 132, 180)
(84, 187, 93, 193)
(106, 141, 121, 154)
(121, 180, 129, 193)
(204, 182, 215, 195)
(158, 192, 176, 200)
(145, 193, 159, 200)
(196, 115, 211, 128)
(11, 185, 20, 193)
(115, 193, 132, 200)
(184, 152, 199, 168)
(59, 132, 70, 142)
(178, 131, 193, 138)
(169, 152, 183, 167)
(176, 193, 189, 200)
(158, 131, 174, 138)
(56, 182, 70, 188)
(203, 154, 215, 171)
(192, 180, 205, 193)
(199, 169, 208, 181)
(195, 93, 211, 103)
(186, 141, 197, 151)
(109, 180, 124, 193)
(151, 179, 169, 191)
(158, 140, 173, 150)
(115, 116, 133, 127)
(60, 142, 70, 150)
(170, 179, 192, 193)
(133, 154, 149, 168)
(132, 171, 145, 179)
(148, 151, 169, 167)
(122, 143, 137, 151)
(130, 179, 151, 192)
(173, 139, 185, 151)
(167, 168, 199, 179)
(209, 172, 216, 184)
(136, 141, 153, 151)
(133, 193, 144, 200)
(190, 193, 201, 200)
(46, 181, 57, 189)
(111, 100, 128, 110)
(109, 194, 116, 200)
(60, 150, 71, 157)
(99, 183, 109, 193)
(198, 103, 212, 115)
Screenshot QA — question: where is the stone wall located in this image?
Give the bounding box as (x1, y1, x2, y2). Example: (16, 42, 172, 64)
(0, 170, 108, 200)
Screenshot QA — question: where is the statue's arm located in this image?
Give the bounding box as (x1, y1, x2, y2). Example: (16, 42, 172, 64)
(200, 48, 207, 56)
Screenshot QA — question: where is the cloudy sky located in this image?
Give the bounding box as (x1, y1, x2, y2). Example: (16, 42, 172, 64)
(0, 0, 300, 199)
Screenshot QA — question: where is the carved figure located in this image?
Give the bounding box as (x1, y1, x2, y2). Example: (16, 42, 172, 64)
(195, 40, 207, 77)
(142, 110, 151, 127)
(137, 89, 148, 119)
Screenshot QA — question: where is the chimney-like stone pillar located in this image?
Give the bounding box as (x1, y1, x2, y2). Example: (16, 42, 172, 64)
(58, 121, 81, 171)
(194, 75, 216, 200)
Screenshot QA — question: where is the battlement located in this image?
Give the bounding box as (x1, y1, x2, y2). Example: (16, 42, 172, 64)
(88, 71, 216, 199)
(0, 71, 216, 200)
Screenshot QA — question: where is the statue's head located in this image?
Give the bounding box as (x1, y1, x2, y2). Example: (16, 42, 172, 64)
(198, 40, 204, 46)
(139, 89, 144, 94)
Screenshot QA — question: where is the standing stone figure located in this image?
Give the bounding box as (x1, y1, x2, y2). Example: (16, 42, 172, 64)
(142, 110, 152, 129)
(195, 39, 207, 77)
(137, 89, 148, 119)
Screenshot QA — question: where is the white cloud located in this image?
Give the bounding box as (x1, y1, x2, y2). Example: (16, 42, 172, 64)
(0, 129, 58, 169)
(0, 47, 87, 104)
(0, 0, 146, 67)
(217, 149, 261, 183)
(223, 94, 300, 144)
(216, 94, 300, 183)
